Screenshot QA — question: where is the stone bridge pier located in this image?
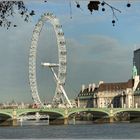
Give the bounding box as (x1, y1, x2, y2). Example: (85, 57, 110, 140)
(12, 109, 18, 126)
(64, 109, 68, 125)
(109, 109, 114, 123)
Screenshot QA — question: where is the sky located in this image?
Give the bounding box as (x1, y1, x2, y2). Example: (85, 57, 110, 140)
(0, 1, 140, 103)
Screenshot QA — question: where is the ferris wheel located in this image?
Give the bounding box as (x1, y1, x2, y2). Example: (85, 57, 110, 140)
(29, 12, 72, 108)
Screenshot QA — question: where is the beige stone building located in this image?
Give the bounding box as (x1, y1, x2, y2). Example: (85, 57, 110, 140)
(77, 66, 140, 108)
(96, 79, 134, 108)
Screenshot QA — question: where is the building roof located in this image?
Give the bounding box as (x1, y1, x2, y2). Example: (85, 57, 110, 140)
(134, 48, 140, 53)
(98, 79, 134, 92)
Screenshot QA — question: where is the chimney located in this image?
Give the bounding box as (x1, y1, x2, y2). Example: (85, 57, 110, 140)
(88, 84, 92, 92)
(82, 84, 85, 93)
(92, 83, 96, 92)
(98, 81, 104, 87)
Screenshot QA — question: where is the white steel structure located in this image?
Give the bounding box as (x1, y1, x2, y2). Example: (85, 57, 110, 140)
(29, 12, 72, 108)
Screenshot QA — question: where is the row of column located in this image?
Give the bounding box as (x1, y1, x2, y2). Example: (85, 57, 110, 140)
(96, 93, 136, 108)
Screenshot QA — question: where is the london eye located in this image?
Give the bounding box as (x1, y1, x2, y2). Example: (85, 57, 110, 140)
(29, 12, 72, 108)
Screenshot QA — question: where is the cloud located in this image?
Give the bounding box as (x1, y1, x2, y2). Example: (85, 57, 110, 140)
(0, 1, 138, 103)
(66, 34, 132, 65)
(0, 14, 35, 102)
(65, 35, 133, 98)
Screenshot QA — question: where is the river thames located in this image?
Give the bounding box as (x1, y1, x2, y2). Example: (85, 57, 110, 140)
(0, 123, 140, 139)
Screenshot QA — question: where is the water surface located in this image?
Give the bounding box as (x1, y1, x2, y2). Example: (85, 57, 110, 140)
(0, 123, 140, 139)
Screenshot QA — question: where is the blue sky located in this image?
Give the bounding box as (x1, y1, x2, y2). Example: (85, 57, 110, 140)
(0, 1, 140, 103)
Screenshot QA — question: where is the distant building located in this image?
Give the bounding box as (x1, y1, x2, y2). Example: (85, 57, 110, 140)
(133, 48, 140, 75)
(2, 100, 18, 109)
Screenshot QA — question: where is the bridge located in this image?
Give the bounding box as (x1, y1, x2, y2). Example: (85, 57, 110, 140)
(0, 107, 140, 125)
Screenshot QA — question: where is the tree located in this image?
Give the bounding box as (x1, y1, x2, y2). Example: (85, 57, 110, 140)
(0, 1, 35, 29)
(0, 1, 131, 29)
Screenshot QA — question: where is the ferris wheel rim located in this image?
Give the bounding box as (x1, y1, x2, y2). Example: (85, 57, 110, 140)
(29, 12, 67, 107)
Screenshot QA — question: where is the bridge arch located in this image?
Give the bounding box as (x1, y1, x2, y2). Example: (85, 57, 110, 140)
(0, 112, 13, 118)
(18, 109, 64, 117)
(113, 109, 140, 116)
(113, 109, 140, 122)
(68, 108, 110, 117)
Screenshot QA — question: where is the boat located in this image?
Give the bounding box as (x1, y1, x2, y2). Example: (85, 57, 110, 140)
(17, 112, 49, 126)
